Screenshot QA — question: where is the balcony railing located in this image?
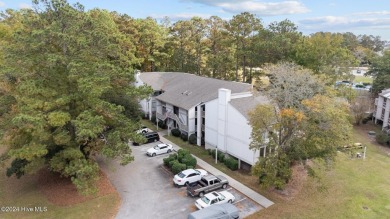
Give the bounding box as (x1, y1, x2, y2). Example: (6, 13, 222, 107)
(156, 112, 188, 131)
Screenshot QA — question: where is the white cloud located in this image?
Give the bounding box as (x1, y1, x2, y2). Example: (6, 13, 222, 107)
(352, 11, 390, 16)
(0, 1, 5, 7)
(19, 3, 32, 9)
(184, 0, 309, 16)
(299, 16, 390, 30)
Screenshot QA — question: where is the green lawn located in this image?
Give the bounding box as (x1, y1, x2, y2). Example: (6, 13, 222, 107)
(146, 119, 390, 219)
(354, 75, 373, 84)
(0, 149, 120, 219)
(251, 124, 390, 219)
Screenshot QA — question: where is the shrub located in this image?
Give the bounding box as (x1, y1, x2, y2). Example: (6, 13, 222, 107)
(163, 154, 177, 167)
(217, 152, 225, 163)
(177, 149, 190, 162)
(171, 161, 187, 174)
(181, 154, 197, 168)
(151, 115, 156, 123)
(224, 157, 238, 171)
(158, 121, 167, 129)
(189, 134, 197, 145)
(376, 132, 390, 145)
(181, 133, 188, 141)
(171, 128, 181, 137)
(207, 149, 213, 155)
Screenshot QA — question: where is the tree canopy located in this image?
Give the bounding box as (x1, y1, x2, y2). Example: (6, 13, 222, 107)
(0, 0, 151, 194)
(249, 63, 352, 189)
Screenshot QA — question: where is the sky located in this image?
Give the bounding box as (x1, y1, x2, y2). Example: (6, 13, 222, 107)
(1, 0, 390, 41)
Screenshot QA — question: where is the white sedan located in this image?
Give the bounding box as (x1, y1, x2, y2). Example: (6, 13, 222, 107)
(146, 143, 173, 157)
(173, 169, 208, 186)
(195, 191, 235, 210)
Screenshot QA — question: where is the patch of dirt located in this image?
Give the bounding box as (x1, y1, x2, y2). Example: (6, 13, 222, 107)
(271, 164, 308, 201)
(38, 168, 117, 206)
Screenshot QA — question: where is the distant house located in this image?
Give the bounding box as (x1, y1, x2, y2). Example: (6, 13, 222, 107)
(135, 72, 270, 168)
(374, 88, 390, 131)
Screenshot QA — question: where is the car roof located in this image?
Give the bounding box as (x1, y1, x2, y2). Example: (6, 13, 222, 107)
(181, 169, 196, 175)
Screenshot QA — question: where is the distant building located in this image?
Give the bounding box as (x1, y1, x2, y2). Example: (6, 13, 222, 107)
(135, 72, 270, 168)
(374, 88, 390, 131)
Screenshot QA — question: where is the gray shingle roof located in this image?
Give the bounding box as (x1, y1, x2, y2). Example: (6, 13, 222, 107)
(139, 72, 252, 110)
(229, 95, 270, 120)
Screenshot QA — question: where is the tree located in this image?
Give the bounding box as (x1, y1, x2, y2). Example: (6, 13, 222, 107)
(204, 16, 235, 79)
(249, 63, 352, 189)
(0, 0, 151, 195)
(295, 32, 358, 80)
(264, 62, 324, 109)
(367, 49, 390, 94)
(227, 12, 262, 82)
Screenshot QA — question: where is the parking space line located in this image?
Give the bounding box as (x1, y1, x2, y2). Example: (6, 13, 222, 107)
(233, 197, 246, 205)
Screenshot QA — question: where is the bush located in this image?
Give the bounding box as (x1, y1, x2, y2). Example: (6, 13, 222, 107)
(158, 121, 167, 129)
(171, 161, 187, 174)
(177, 149, 190, 162)
(181, 154, 197, 168)
(224, 157, 238, 171)
(376, 132, 390, 145)
(189, 134, 197, 145)
(171, 128, 181, 137)
(217, 153, 225, 163)
(207, 149, 213, 155)
(151, 115, 156, 123)
(163, 154, 177, 167)
(181, 133, 188, 141)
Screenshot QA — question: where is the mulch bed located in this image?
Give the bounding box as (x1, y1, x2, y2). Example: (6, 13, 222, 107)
(38, 169, 117, 206)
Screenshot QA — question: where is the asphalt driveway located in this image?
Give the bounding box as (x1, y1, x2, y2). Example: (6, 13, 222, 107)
(98, 138, 265, 218)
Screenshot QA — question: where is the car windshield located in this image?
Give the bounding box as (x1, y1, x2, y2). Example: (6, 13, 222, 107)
(194, 169, 200, 174)
(178, 172, 185, 178)
(200, 196, 210, 204)
(153, 146, 160, 150)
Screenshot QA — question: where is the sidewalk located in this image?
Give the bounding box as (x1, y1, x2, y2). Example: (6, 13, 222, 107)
(159, 133, 274, 208)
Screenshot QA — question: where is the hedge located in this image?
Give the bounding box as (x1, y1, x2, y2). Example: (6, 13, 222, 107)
(181, 154, 197, 168)
(158, 120, 167, 129)
(189, 134, 197, 145)
(171, 128, 181, 137)
(217, 152, 225, 163)
(171, 161, 187, 174)
(376, 132, 390, 145)
(163, 154, 178, 167)
(181, 133, 188, 141)
(177, 149, 190, 162)
(224, 157, 238, 171)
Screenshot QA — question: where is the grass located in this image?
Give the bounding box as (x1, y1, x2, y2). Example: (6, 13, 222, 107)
(147, 118, 390, 219)
(354, 75, 373, 84)
(0, 148, 120, 219)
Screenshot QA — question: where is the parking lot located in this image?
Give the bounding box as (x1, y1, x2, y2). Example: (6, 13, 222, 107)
(98, 140, 262, 219)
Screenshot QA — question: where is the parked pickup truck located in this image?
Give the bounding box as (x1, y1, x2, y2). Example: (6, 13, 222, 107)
(187, 175, 229, 197)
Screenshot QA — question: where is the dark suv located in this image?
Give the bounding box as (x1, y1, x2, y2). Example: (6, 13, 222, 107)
(133, 132, 160, 145)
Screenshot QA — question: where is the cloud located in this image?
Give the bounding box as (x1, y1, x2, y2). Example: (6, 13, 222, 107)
(19, 3, 32, 9)
(151, 12, 212, 20)
(183, 0, 309, 16)
(352, 11, 390, 16)
(299, 16, 390, 30)
(0, 1, 5, 7)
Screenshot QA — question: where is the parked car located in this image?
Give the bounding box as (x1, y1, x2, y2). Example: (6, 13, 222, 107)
(146, 143, 173, 156)
(187, 175, 229, 197)
(195, 191, 235, 210)
(136, 126, 149, 134)
(173, 169, 208, 186)
(133, 132, 159, 146)
(188, 203, 239, 219)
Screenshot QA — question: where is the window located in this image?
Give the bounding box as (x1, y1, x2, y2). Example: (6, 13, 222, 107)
(188, 173, 196, 177)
